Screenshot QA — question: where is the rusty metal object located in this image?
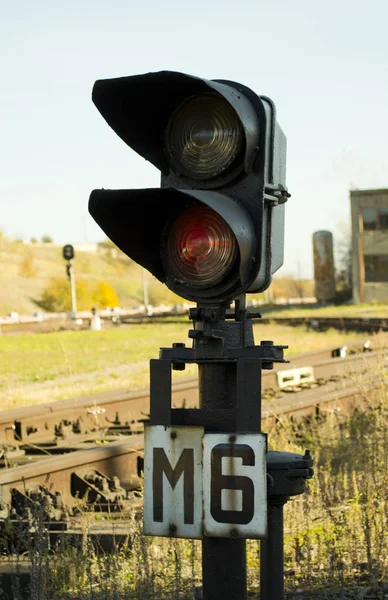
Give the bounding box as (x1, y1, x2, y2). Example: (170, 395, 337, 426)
(262, 372, 385, 427)
(0, 371, 384, 526)
(0, 341, 372, 449)
(0, 352, 383, 554)
(0, 341, 384, 532)
(0, 437, 144, 521)
(0, 379, 199, 448)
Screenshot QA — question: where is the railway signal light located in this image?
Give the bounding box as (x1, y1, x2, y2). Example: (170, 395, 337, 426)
(62, 244, 74, 261)
(62, 244, 77, 316)
(89, 71, 289, 304)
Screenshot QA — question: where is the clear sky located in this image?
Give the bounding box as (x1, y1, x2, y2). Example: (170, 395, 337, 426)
(1, 0, 388, 278)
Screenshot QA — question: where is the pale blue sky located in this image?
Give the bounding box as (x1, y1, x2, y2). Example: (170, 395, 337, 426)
(1, 0, 388, 278)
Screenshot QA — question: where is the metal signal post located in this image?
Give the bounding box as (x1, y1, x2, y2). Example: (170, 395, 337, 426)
(144, 299, 313, 599)
(146, 297, 273, 598)
(88, 69, 313, 599)
(62, 244, 77, 317)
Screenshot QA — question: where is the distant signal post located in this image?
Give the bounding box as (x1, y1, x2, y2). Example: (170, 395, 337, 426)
(62, 244, 77, 317)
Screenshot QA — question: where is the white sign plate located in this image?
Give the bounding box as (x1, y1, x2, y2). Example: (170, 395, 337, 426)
(143, 425, 203, 539)
(203, 433, 267, 538)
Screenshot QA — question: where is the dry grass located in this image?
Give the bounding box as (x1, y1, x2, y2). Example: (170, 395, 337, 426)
(273, 349, 388, 596)
(1, 324, 387, 598)
(0, 322, 377, 410)
(1, 349, 387, 598)
(2, 387, 387, 599)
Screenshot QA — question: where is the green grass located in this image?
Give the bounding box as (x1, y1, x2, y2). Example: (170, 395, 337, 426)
(0, 323, 192, 409)
(0, 322, 381, 410)
(262, 303, 388, 318)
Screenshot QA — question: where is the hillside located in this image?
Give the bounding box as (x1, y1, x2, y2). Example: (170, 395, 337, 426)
(0, 233, 315, 315)
(0, 234, 181, 315)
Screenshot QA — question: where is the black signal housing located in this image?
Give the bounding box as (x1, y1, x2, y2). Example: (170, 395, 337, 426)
(89, 70, 289, 304)
(62, 244, 74, 261)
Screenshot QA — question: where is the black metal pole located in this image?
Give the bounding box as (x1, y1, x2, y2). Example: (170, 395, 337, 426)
(152, 305, 311, 600)
(199, 362, 247, 600)
(260, 503, 285, 600)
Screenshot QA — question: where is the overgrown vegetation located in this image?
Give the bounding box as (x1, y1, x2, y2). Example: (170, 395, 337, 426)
(1, 359, 386, 599)
(37, 277, 119, 312)
(279, 378, 388, 593)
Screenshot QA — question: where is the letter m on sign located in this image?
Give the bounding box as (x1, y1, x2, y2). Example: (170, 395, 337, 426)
(153, 448, 194, 523)
(143, 425, 203, 539)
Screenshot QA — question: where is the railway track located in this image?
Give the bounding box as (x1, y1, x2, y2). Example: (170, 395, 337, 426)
(259, 315, 388, 333)
(2, 311, 388, 335)
(0, 339, 385, 535)
(0, 339, 371, 451)
(0, 339, 386, 597)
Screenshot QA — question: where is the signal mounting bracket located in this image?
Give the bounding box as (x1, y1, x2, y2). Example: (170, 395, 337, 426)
(159, 297, 288, 363)
(152, 295, 288, 431)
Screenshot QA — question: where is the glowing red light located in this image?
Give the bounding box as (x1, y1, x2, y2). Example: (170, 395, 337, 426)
(166, 205, 237, 286)
(183, 228, 212, 258)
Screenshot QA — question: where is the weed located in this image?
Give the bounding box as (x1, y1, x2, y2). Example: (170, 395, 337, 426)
(0, 332, 387, 597)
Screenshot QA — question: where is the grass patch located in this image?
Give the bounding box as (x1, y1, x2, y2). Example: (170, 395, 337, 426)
(262, 302, 388, 319)
(0, 322, 377, 410)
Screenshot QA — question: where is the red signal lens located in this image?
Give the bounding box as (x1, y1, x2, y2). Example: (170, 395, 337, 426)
(166, 206, 237, 286)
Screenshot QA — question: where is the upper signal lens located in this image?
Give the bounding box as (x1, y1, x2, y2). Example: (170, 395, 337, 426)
(165, 205, 238, 287)
(165, 95, 243, 180)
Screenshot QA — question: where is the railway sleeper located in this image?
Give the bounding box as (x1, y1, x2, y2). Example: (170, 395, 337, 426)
(9, 486, 72, 523)
(0, 343, 378, 451)
(71, 470, 127, 510)
(11, 413, 144, 448)
(5, 469, 131, 525)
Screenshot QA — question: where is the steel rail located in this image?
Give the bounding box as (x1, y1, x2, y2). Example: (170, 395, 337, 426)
(0, 352, 385, 523)
(0, 436, 144, 519)
(2, 311, 388, 335)
(0, 341, 372, 448)
(0, 339, 384, 596)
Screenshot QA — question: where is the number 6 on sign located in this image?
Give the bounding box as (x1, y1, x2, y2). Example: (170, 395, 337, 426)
(203, 433, 267, 538)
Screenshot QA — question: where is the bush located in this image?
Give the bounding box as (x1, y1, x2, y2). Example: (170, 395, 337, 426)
(41, 235, 53, 243)
(37, 278, 120, 312)
(93, 281, 119, 308)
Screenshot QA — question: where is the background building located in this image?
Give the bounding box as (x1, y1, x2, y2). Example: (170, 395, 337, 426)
(351, 188, 388, 303)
